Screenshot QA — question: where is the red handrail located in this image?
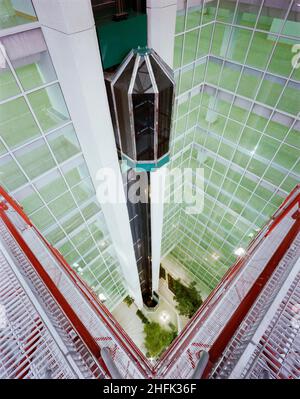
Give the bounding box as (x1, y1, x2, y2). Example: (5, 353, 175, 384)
(36, 233, 154, 376)
(0, 186, 32, 226)
(204, 211, 300, 377)
(155, 185, 300, 371)
(0, 186, 153, 377)
(0, 204, 110, 377)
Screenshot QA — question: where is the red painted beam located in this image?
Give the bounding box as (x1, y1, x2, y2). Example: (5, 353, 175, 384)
(0, 206, 110, 378)
(266, 189, 300, 236)
(203, 213, 300, 378)
(157, 186, 300, 371)
(34, 230, 153, 376)
(0, 186, 32, 226)
(0, 185, 152, 375)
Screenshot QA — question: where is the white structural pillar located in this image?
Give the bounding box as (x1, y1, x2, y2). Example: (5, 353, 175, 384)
(147, 0, 177, 68)
(147, 0, 177, 293)
(33, 0, 143, 307)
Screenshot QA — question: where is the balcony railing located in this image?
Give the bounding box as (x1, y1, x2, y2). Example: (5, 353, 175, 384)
(0, 225, 105, 379)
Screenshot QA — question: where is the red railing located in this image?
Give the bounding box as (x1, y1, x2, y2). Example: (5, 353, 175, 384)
(204, 212, 300, 377)
(0, 202, 110, 377)
(155, 184, 300, 374)
(0, 186, 153, 378)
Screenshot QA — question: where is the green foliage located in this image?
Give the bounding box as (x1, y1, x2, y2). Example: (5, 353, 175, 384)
(124, 295, 134, 307)
(136, 309, 149, 324)
(173, 279, 202, 318)
(144, 322, 177, 358)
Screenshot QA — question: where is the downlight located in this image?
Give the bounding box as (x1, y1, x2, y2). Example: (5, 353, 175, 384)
(234, 247, 246, 256)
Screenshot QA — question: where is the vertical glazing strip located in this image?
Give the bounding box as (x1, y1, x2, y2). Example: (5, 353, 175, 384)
(146, 55, 159, 163)
(128, 54, 141, 161)
(111, 50, 135, 156)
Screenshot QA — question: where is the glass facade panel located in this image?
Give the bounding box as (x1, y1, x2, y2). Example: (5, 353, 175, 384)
(186, 1, 203, 30)
(2, 29, 57, 91)
(61, 156, 89, 187)
(202, 0, 218, 24)
(0, 0, 37, 30)
(14, 138, 56, 179)
(34, 168, 68, 203)
(47, 124, 80, 163)
(183, 29, 199, 66)
(246, 32, 275, 70)
(0, 153, 27, 190)
(174, 34, 184, 69)
(71, 178, 94, 205)
(235, 0, 260, 28)
(0, 44, 20, 101)
(217, 0, 236, 24)
(268, 37, 299, 79)
(257, 1, 290, 33)
(0, 97, 40, 149)
(48, 191, 77, 219)
(13, 184, 43, 214)
(27, 83, 70, 132)
(30, 207, 55, 231)
(0, 139, 7, 156)
(0, 25, 126, 310)
(197, 23, 213, 58)
(175, 0, 186, 34)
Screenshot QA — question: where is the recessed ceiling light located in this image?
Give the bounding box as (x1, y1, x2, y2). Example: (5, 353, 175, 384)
(159, 311, 170, 323)
(98, 293, 106, 301)
(99, 240, 107, 248)
(212, 253, 219, 260)
(234, 247, 246, 256)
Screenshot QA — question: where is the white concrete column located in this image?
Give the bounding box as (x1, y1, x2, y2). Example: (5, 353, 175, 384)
(32, 0, 143, 307)
(147, 0, 177, 68)
(147, 0, 176, 294)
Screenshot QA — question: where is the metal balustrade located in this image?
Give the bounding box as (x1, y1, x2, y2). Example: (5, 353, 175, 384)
(242, 269, 300, 379)
(159, 186, 300, 379)
(0, 205, 149, 379)
(0, 239, 104, 379)
(210, 234, 300, 379)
